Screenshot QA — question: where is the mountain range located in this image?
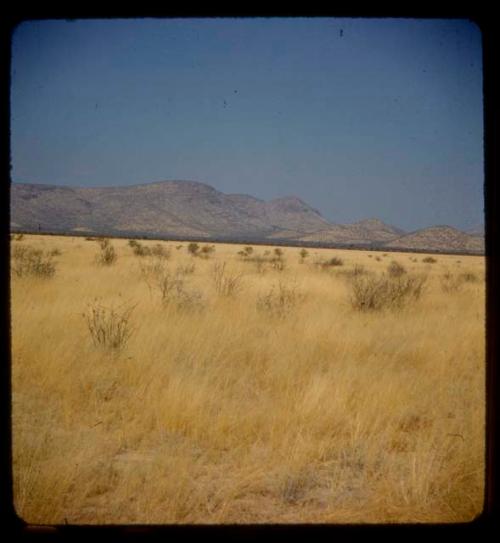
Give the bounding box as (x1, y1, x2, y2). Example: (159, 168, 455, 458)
(10, 180, 484, 254)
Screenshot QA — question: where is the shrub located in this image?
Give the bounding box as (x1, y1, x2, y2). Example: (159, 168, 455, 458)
(129, 240, 151, 257)
(83, 301, 135, 352)
(199, 245, 215, 259)
(387, 260, 406, 277)
(11, 245, 56, 278)
(151, 244, 170, 259)
(257, 281, 304, 319)
(299, 248, 309, 262)
(375, 256, 381, 262)
(460, 271, 478, 283)
(271, 257, 286, 272)
(316, 256, 343, 269)
(274, 248, 284, 259)
(422, 256, 437, 264)
(350, 273, 427, 311)
(440, 272, 469, 292)
(96, 241, 117, 265)
(176, 245, 183, 250)
(238, 246, 254, 258)
(140, 258, 203, 311)
(212, 262, 243, 297)
(14, 233, 24, 241)
(187, 242, 200, 256)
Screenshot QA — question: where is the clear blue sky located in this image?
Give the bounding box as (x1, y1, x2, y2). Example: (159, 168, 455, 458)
(10, 17, 484, 232)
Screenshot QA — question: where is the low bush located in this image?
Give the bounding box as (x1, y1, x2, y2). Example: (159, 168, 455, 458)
(139, 258, 203, 311)
(350, 273, 427, 311)
(212, 262, 244, 297)
(440, 271, 478, 292)
(238, 246, 254, 258)
(387, 260, 406, 277)
(151, 244, 170, 259)
(199, 245, 215, 259)
(96, 240, 117, 265)
(187, 242, 200, 256)
(316, 256, 343, 269)
(11, 245, 56, 278)
(460, 271, 478, 283)
(257, 281, 304, 319)
(83, 301, 135, 352)
(422, 256, 437, 264)
(129, 240, 151, 257)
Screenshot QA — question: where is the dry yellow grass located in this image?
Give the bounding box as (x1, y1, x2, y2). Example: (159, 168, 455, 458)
(10, 235, 486, 524)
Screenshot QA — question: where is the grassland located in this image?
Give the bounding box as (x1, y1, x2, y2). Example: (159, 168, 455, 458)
(10, 234, 486, 524)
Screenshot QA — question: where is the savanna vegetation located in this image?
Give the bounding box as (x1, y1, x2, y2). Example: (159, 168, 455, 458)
(10, 234, 485, 524)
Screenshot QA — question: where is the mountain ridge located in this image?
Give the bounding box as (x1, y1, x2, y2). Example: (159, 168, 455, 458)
(10, 180, 484, 254)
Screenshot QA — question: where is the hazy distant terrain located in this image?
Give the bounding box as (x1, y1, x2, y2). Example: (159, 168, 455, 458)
(10, 180, 484, 253)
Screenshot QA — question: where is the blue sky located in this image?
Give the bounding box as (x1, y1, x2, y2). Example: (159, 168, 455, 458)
(10, 17, 484, 232)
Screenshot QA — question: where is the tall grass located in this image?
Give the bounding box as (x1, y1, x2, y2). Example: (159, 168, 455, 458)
(10, 236, 485, 524)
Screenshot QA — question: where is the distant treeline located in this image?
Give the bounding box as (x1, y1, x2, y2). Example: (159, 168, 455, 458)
(9, 226, 485, 257)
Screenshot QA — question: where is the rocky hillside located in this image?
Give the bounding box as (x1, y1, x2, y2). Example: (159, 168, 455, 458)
(10, 180, 484, 254)
(384, 226, 484, 253)
(11, 180, 331, 240)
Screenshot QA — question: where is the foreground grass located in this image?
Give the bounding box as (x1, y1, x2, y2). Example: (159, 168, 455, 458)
(11, 235, 485, 523)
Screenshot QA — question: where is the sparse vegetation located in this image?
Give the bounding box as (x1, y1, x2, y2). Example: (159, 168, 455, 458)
(11, 245, 56, 278)
(350, 273, 427, 311)
(96, 239, 117, 265)
(238, 246, 254, 258)
(83, 300, 135, 352)
(257, 281, 303, 319)
(460, 271, 478, 283)
(199, 245, 215, 259)
(129, 239, 151, 256)
(11, 235, 485, 525)
(316, 256, 343, 269)
(187, 242, 200, 256)
(422, 256, 437, 264)
(299, 248, 309, 262)
(387, 260, 406, 277)
(212, 262, 244, 297)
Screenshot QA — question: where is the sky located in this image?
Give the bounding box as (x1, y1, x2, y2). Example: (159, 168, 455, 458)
(10, 17, 484, 232)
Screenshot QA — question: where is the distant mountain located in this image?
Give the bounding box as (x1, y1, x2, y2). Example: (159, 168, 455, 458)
(299, 218, 406, 245)
(10, 180, 484, 254)
(466, 224, 484, 237)
(10, 180, 330, 240)
(384, 226, 484, 253)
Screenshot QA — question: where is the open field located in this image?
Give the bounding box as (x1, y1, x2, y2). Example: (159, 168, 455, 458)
(10, 234, 485, 524)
